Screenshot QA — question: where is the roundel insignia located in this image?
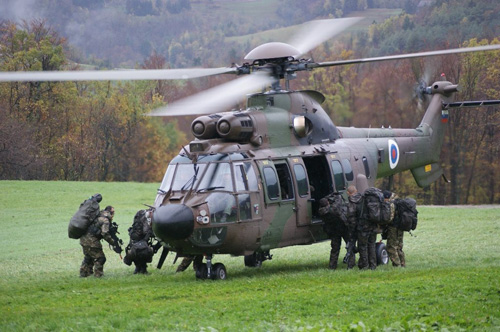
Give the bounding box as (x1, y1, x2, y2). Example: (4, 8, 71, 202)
(388, 139, 399, 169)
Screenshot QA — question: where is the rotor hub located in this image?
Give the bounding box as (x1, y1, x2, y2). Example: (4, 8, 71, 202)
(244, 42, 301, 61)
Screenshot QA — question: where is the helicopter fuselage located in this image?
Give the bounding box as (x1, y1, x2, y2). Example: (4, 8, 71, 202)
(152, 83, 452, 257)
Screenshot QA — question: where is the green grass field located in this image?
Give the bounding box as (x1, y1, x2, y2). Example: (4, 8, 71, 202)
(1, 181, 499, 331)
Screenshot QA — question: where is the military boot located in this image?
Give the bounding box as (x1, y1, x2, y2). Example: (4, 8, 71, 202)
(80, 265, 93, 278)
(94, 262, 104, 277)
(328, 252, 338, 270)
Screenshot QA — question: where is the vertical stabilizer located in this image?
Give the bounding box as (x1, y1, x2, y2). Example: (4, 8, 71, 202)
(412, 81, 458, 187)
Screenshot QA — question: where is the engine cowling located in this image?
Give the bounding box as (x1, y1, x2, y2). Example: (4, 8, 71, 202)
(191, 114, 222, 139)
(216, 113, 254, 141)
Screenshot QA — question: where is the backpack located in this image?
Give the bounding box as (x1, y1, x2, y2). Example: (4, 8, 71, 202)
(125, 240, 153, 263)
(325, 193, 348, 226)
(129, 210, 147, 241)
(363, 187, 392, 225)
(393, 198, 418, 231)
(68, 197, 100, 239)
(318, 193, 347, 236)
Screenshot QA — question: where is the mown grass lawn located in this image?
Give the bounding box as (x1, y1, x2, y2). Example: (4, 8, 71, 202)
(1, 181, 499, 331)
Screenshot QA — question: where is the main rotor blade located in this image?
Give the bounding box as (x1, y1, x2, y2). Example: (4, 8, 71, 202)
(148, 73, 274, 116)
(314, 44, 500, 68)
(288, 17, 362, 56)
(0, 67, 238, 82)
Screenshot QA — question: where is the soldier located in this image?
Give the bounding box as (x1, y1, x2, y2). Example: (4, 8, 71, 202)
(318, 196, 349, 270)
(356, 189, 378, 270)
(345, 185, 362, 269)
(80, 205, 120, 277)
(383, 190, 405, 267)
(124, 210, 155, 274)
(176, 255, 203, 273)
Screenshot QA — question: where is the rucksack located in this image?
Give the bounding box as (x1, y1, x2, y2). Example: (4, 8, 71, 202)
(325, 193, 348, 226)
(318, 193, 347, 236)
(129, 210, 147, 241)
(363, 187, 392, 225)
(68, 197, 100, 239)
(393, 198, 418, 231)
(125, 240, 153, 264)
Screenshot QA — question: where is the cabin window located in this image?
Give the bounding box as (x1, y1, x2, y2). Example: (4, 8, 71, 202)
(362, 156, 371, 179)
(293, 164, 309, 197)
(263, 166, 279, 200)
(275, 163, 294, 200)
(342, 159, 354, 182)
(331, 160, 346, 191)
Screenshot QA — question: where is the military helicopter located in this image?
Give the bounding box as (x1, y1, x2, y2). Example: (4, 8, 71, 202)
(1, 18, 499, 280)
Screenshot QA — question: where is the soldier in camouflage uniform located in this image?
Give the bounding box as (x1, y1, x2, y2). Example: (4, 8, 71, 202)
(318, 197, 350, 270)
(124, 210, 155, 274)
(383, 190, 405, 267)
(176, 255, 203, 273)
(356, 190, 377, 270)
(79, 206, 118, 277)
(345, 185, 362, 269)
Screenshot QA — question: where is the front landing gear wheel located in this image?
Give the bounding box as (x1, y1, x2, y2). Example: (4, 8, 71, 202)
(376, 242, 389, 265)
(212, 263, 227, 280)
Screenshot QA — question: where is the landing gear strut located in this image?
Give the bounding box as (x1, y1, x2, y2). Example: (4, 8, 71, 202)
(195, 254, 227, 280)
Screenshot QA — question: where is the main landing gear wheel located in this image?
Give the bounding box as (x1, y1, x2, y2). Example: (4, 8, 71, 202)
(376, 242, 389, 265)
(212, 263, 227, 280)
(195, 260, 227, 280)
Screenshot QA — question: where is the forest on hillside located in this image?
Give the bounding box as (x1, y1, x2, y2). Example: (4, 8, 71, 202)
(0, 0, 499, 204)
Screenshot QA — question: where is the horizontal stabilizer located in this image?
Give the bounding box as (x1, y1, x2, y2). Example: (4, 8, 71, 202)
(411, 163, 443, 188)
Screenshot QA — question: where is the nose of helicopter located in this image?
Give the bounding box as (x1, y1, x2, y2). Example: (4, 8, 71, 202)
(152, 204, 194, 241)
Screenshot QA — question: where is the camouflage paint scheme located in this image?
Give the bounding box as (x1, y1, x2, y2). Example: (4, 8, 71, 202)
(152, 81, 455, 261)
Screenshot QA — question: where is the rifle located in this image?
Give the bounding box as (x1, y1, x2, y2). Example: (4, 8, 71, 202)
(343, 239, 357, 264)
(109, 221, 124, 259)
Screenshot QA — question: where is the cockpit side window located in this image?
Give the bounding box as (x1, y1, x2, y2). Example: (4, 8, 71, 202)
(244, 162, 258, 191)
(234, 162, 258, 192)
(234, 164, 248, 191)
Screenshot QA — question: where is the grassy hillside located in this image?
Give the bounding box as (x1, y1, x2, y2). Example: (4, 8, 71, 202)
(1, 181, 499, 331)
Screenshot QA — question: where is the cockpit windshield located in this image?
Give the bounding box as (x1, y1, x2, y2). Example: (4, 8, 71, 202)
(172, 163, 207, 191)
(197, 163, 233, 192)
(158, 153, 256, 194)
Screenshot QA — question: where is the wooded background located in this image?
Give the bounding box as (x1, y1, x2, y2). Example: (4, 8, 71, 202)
(1, 0, 499, 204)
